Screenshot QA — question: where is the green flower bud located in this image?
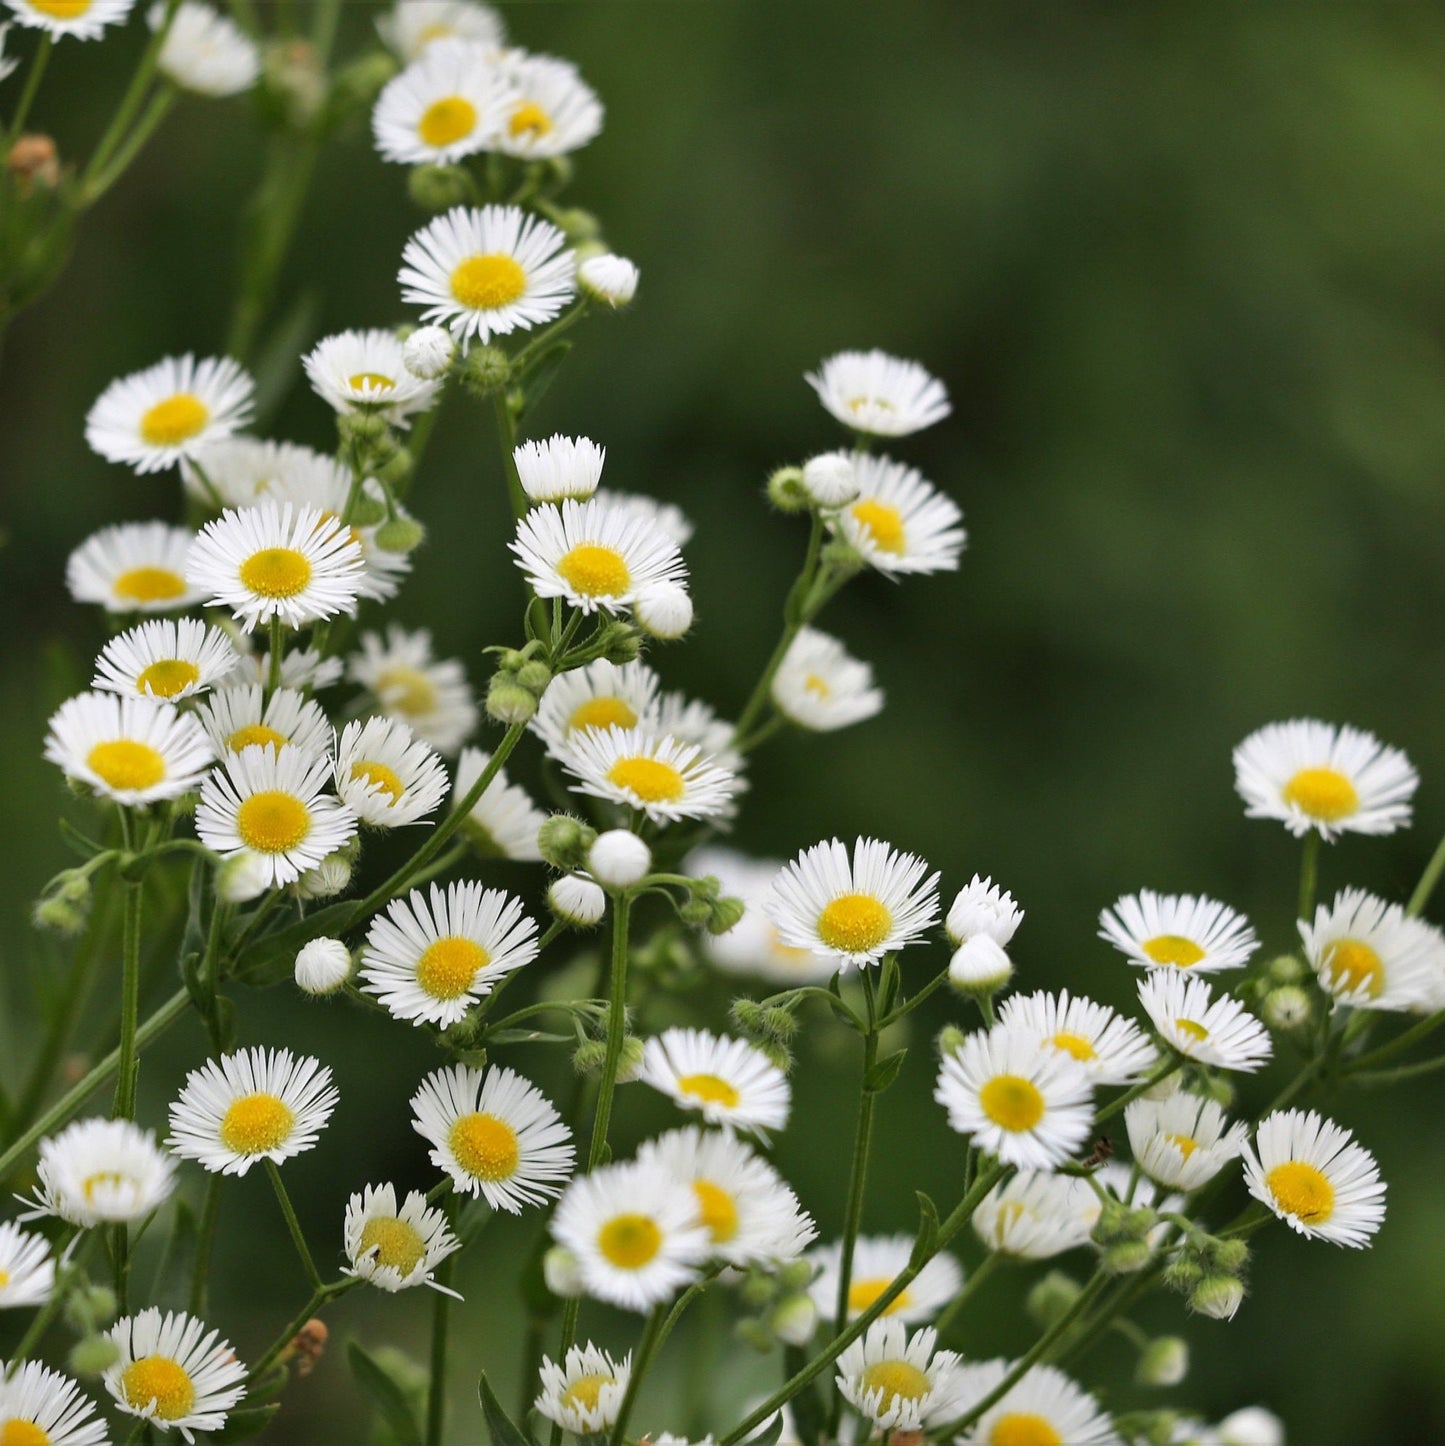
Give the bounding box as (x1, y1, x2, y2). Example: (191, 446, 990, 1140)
(1262, 985, 1312, 1033)
(537, 814, 596, 870)
(707, 895, 747, 936)
(936, 1024, 967, 1058)
(1196, 1072, 1235, 1109)
(328, 51, 398, 113)
(766, 465, 809, 513)
(760, 1006, 799, 1042)
(730, 999, 767, 1036)
(65, 1283, 117, 1331)
(1207, 1237, 1250, 1274)
(770, 1293, 819, 1347)
(777, 1259, 813, 1294)
(1090, 1199, 1131, 1246)
(571, 1040, 608, 1075)
(617, 1036, 645, 1082)
(678, 897, 713, 927)
(348, 492, 388, 527)
(32, 893, 87, 936)
(1026, 1271, 1083, 1328)
(375, 448, 415, 491)
(486, 676, 537, 725)
(461, 345, 511, 397)
(374, 516, 426, 554)
(1137, 1336, 1189, 1386)
(735, 1318, 775, 1354)
(337, 409, 389, 445)
(1161, 1256, 1204, 1294)
(408, 163, 473, 212)
(1101, 1240, 1154, 1275)
(68, 1335, 120, 1377)
(739, 1272, 777, 1309)
(1266, 953, 1307, 985)
(1189, 1274, 1245, 1320)
(599, 624, 643, 664)
(515, 659, 553, 695)
(547, 205, 600, 242)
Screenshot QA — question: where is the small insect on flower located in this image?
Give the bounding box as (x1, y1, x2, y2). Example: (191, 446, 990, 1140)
(971, 1171, 1096, 1260)
(806, 350, 951, 438)
(302, 327, 442, 423)
(27, 1117, 176, 1227)
(372, 37, 516, 166)
(493, 51, 604, 159)
(950, 1360, 1118, 1446)
(0, 1220, 54, 1308)
(375, 0, 504, 63)
(153, 1, 260, 97)
(997, 989, 1159, 1086)
(830, 453, 965, 576)
(343, 1183, 462, 1294)
(1136, 972, 1273, 1073)
(835, 1319, 965, 1433)
(334, 716, 449, 828)
(1125, 1092, 1249, 1192)
(534, 1343, 631, 1436)
(560, 726, 738, 824)
(1099, 889, 1259, 974)
(104, 1308, 247, 1440)
(67, 521, 206, 614)
(1299, 887, 1445, 1013)
(92, 618, 240, 702)
(770, 627, 884, 733)
(349, 625, 479, 755)
(195, 683, 333, 761)
(806, 1234, 962, 1323)
(636, 1027, 791, 1138)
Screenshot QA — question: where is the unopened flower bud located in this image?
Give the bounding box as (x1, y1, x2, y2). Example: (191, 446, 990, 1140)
(707, 896, 747, 936)
(1262, 985, 1312, 1032)
(777, 1259, 813, 1293)
(293, 853, 351, 900)
(348, 492, 389, 527)
(295, 938, 352, 996)
(65, 1284, 117, 1331)
(759, 1006, 799, 1042)
(487, 675, 537, 725)
(374, 515, 426, 554)
(801, 451, 859, 507)
(548, 875, 607, 928)
(8, 133, 60, 193)
(770, 1293, 818, 1347)
(739, 1272, 777, 1309)
(587, 829, 651, 888)
(329, 50, 397, 111)
(578, 253, 639, 308)
(461, 345, 511, 397)
(515, 659, 552, 696)
(408, 163, 472, 212)
(678, 897, 713, 927)
(538, 815, 596, 870)
(69, 1335, 120, 1378)
(33, 894, 86, 936)
(936, 1024, 967, 1058)
(547, 205, 600, 241)
(617, 1036, 645, 1082)
(1266, 953, 1307, 985)
(543, 1246, 585, 1298)
(766, 465, 809, 513)
(1189, 1275, 1245, 1320)
(572, 1040, 608, 1075)
(338, 408, 389, 445)
(1162, 1256, 1204, 1294)
(735, 1318, 775, 1354)
(1137, 1336, 1189, 1387)
(634, 584, 692, 641)
(948, 935, 1013, 996)
(1216, 1407, 1284, 1446)
(1101, 1240, 1154, 1275)
(218, 852, 272, 904)
(1207, 1238, 1250, 1274)
(403, 324, 455, 380)
(1026, 1271, 1082, 1328)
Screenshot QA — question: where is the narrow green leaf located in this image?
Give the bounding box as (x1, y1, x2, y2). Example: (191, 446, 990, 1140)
(211, 1404, 281, 1440)
(865, 1047, 907, 1094)
(910, 1190, 940, 1267)
(516, 341, 572, 420)
(478, 1372, 538, 1446)
(349, 1341, 423, 1446)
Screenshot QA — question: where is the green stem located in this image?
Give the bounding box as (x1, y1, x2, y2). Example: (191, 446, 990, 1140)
(1408, 828, 1445, 917)
(425, 1214, 456, 1446)
(931, 1251, 1000, 1339)
(6, 33, 51, 143)
(509, 299, 588, 372)
(588, 891, 632, 1169)
(1297, 830, 1321, 922)
(607, 1305, 666, 1446)
(878, 968, 949, 1030)
(1345, 1010, 1445, 1077)
(189, 1175, 223, 1315)
(266, 617, 284, 697)
(266, 1159, 322, 1292)
(1094, 1058, 1184, 1126)
(77, 87, 175, 208)
(112, 880, 143, 1120)
(1351, 1053, 1445, 1087)
(5, 1232, 82, 1370)
(492, 390, 528, 521)
(246, 1278, 358, 1385)
(82, 0, 178, 183)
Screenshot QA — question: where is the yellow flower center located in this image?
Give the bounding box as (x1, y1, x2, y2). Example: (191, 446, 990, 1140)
(349, 760, 406, 804)
(82, 1169, 130, 1200)
(0, 1270, 9, 1290)
(1282, 766, 1359, 823)
(120, 1357, 195, 1422)
(1165, 1132, 1200, 1159)
(561, 1374, 613, 1413)
(569, 697, 638, 733)
(449, 1112, 519, 1181)
(235, 791, 311, 854)
(556, 543, 632, 598)
(1, 1419, 51, 1446)
(676, 1072, 740, 1109)
(606, 756, 685, 804)
(1142, 933, 1207, 968)
(859, 1359, 932, 1409)
(348, 371, 396, 393)
(991, 1413, 1064, 1446)
(508, 100, 554, 138)
(978, 1074, 1046, 1133)
(376, 666, 438, 716)
(1266, 1160, 1335, 1223)
(87, 740, 166, 793)
(228, 723, 289, 754)
(139, 393, 209, 448)
(415, 936, 488, 1000)
(816, 893, 892, 953)
(847, 1277, 912, 1316)
(113, 566, 186, 605)
(1049, 1031, 1097, 1062)
(239, 547, 313, 599)
(450, 253, 528, 310)
(850, 498, 906, 554)
(597, 1213, 662, 1270)
(218, 1092, 295, 1154)
(137, 658, 201, 699)
(1174, 1018, 1210, 1043)
(847, 394, 894, 415)
(693, 1179, 739, 1242)
(358, 1216, 426, 1275)
(418, 94, 478, 147)
(1323, 938, 1385, 998)
(803, 672, 831, 699)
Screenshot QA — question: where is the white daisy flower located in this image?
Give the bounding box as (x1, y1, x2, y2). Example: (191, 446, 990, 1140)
(765, 836, 941, 971)
(599, 488, 695, 549)
(399, 203, 575, 345)
(44, 692, 214, 806)
(946, 874, 1024, 948)
(302, 327, 442, 423)
(180, 436, 339, 509)
(1125, 1092, 1248, 1193)
(342, 1182, 461, 1293)
(514, 433, 605, 503)
(835, 1319, 964, 1434)
(511, 495, 687, 616)
(549, 1159, 710, 1313)
(167, 1047, 337, 1177)
(560, 726, 738, 824)
(806, 350, 951, 437)
(637, 1028, 790, 1137)
(66, 521, 205, 613)
(0, 1361, 108, 1446)
(376, 0, 503, 63)
(334, 716, 448, 827)
(229, 640, 344, 694)
(531, 658, 660, 755)
(1299, 887, 1444, 1012)
(294, 937, 351, 995)
(638, 1127, 816, 1267)
(951, 1360, 1119, 1446)
(103, 1307, 247, 1440)
(349, 625, 478, 754)
(6, 0, 133, 42)
(450, 747, 546, 860)
(0, 1220, 54, 1308)
(997, 989, 1159, 1085)
(361, 880, 539, 1027)
(1216, 1407, 1285, 1446)
(972, 1171, 1095, 1259)
(195, 683, 332, 760)
(1137, 973, 1273, 1073)
(494, 51, 603, 159)
(654, 690, 743, 773)
(806, 1234, 962, 1324)
(195, 744, 357, 888)
(85, 354, 253, 473)
(534, 1343, 630, 1437)
(410, 1063, 573, 1210)
(372, 37, 515, 166)
(186, 501, 365, 632)
(93, 618, 240, 702)
(578, 253, 639, 308)
(934, 1023, 1095, 1171)
(548, 873, 606, 927)
(402, 324, 455, 379)
(1233, 719, 1418, 839)
(29, 1117, 176, 1226)
(1099, 890, 1258, 974)
(0, 24, 16, 82)
(153, 1, 259, 96)
(771, 627, 884, 733)
(1243, 1108, 1385, 1248)
(831, 453, 965, 576)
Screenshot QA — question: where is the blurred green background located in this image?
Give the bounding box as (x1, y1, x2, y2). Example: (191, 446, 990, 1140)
(3, 2, 1445, 1441)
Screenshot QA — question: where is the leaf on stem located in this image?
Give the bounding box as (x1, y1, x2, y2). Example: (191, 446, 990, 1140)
(349, 1341, 424, 1446)
(211, 1405, 282, 1440)
(478, 1372, 539, 1446)
(515, 342, 572, 420)
(910, 1190, 941, 1267)
(865, 1047, 907, 1094)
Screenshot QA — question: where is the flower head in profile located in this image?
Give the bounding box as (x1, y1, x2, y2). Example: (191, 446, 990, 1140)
(535, 1343, 630, 1437)
(376, 0, 504, 63)
(997, 988, 1159, 1085)
(1125, 1091, 1248, 1192)
(0, 1220, 54, 1308)
(514, 433, 606, 504)
(950, 1360, 1117, 1446)
(806, 350, 951, 437)
(1299, 887, 1444, 1012)
(1137, 972, 1273, 1073)
(971, 1171, 1095, 1259)
(195, 683, 332, 762)
(493, 50, 603, 159)
(153, 1, 259, 96)
(348, 625, 478, 754)
(531, 658, 660, 755)
(343, 1183, 461, 1293)
(93, 618, 240, 702)
(29, 1116, 176, 1227)
(831, 453, 965, 576)
(104, 1307, 247, 1440)
(560, 726, 737, 824)
(302, 327, 442, 423)
(771, 627, 884, 733)
(451, 746, 547, 860)
(334, 716, 449, 828)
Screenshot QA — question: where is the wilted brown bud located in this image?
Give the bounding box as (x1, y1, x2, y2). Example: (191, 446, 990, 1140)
(8, 134, 60, 194)
(282, 1318, 329, 1377)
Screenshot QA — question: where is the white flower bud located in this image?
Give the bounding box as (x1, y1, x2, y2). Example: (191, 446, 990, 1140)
(294, 853, 352, 900)
(549, 874, 607, 927)
(946, 874, 1023, 947)
(543, 1246, 585, 1298)
(769, 1293, 818, 1347)
(578, 253, 639, 307)
(403, 325, 455, 380)
(1262, 984, 1312, 1032)
(217, 852, 272, 904)
(1190, 1275, 1245, 1321)
(634, 583, 692, 640)
(1216, 1407, 1285, 1446)
(1136, 1336, 1189, 1387)
(800, 451, 859, 507)
(513, 434, 604, 503)
(295, 938, 352, 996)
(948, 934, 1013, 995)
(587, 829, 652, 888)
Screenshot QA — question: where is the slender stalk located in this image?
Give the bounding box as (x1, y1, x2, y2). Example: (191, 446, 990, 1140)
(77, 87, 176, 208)
(1297, 830, 1320, 922)
(931, 1250, 1000, 1338)
(1094, 1057, 1183, 1126)
(6, 33, 51, 143)
(425, 1219, 457, 1446)
(588, 891, 632, 1170)
(5, 1231, 82, 1370)
(81, 0, 178, 184)
(267, 617, 284, 697)
(1408, 828, 1445, 917)
(189, 1175, 223, 1315)
(113, 879, 144, 1120)
(1353, 1054, 1445, 1088)
(607, 1305, 666, 1446)
(246, 1278, 358, 1386)
(266, 1159, 322, 1292)
(492, 391, 528, 521)
(508, 299, 588, 372)
(1344, 1009, 1445, 1077)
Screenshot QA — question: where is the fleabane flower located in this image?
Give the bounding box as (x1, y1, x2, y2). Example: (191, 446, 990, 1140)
(0, 22, 16, 80)
(579, 253, 639, 307)
(334, 716, 448, 827)
(531, 658, 660, 755)
(186, 501, 366, 631)
(1100, 890, 1258, 974)
(343, 1183, 461, 1293)
(807, 350, 951, 438)
(195, 683, 332, 761)
(1125, 1092, 1248, 1192)
(195, 744, 357, 887)
(182, 436, 346, 510)
(376, 0, 503, 63)
(765, 836, 940, 971)
(399, 203, 575, 344)
(946, 874, 1024, 947)
(831, 453, 965, 576)
(1137, 973, 1273, 1073)
(66, 521, 205, 613)
(349, 625, 478, 754)
(514, 433, 605, 503)
(362, 879, 539, 1027)
(44, 692, 214, 805)
(153, 1, 259, 96)
(972, 1171, 1095, 1259)
(636, 1028, 791, 1138)
(93, 618, 239, 702)
(104, 1308, 247, 1440)
(535, 1344, 630, 1436)
(494, 51, 603, 158)
(6, 0, 134, 42)
(373, 37, 515, 165)
(29, 1117, 176, 1226)
(167, 1047, 338, 1176)
(411, 1063, 573, 1210)
(451, 747, 546, 860)
(771, 627, 883, 733)
(511, 494, 687, 616)
(806, 1234, 962, 1324)
(302, 327, 442, 423)
(1243, 1109, 1385, 1248)
(997, 989, 1159, 1085)
(0, 1361, 108, 1446)
(935, 1023, 1095, 1170)
(601, 488, 695, 548)
(86, 354, 253, 473)
(549, 1159, 710, 1313)
(560, 726, 737, 824)
(1233, 719, 1417, 839)
(234, 643, 343, 694)
(835, 1319, 964, 1434)
(951, 1360, 1118, 1446)
(0, 1221, 54, 1307)
(1299, 887, 1444, 1012)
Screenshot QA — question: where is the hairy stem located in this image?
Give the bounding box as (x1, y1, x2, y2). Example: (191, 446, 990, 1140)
(266, 1159, 322, 1293)
(112, 880, 144, 1120)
